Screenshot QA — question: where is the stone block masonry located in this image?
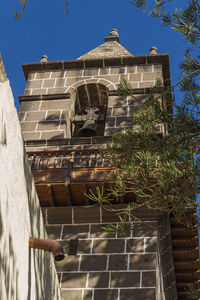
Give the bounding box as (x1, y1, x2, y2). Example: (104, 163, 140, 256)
(23, 64, 163, 96)
(19, 93, 166, 142)
(19, 98, 72, 140)
(19, 62, 164, 141)
(43, 206, 166, 300)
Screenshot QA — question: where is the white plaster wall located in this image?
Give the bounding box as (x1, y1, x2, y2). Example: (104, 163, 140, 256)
(0, 80, 61, 300)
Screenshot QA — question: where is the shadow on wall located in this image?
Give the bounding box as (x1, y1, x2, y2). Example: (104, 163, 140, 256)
(0, 200, 20, 300)
(0, 80, 61, 300)
(23, 138, 61, 300)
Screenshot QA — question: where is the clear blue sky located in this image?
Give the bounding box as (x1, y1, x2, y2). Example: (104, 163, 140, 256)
(1, 0, 187, 110)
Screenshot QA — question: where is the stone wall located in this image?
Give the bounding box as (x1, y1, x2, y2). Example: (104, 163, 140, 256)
(42, 206, 177, 300)
(0, 79, 61, 300)
(18, 63, 163, 141)
(23, 64, 162, 96)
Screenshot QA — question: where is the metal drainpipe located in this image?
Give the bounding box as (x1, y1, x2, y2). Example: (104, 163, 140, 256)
(29, 237, 65, 261)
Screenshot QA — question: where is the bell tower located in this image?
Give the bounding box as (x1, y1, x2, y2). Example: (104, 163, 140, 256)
(18, 29, 199, 300)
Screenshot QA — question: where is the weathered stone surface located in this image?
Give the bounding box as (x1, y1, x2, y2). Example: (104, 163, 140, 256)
(62, 290, 82, 300)
(103, 75, 119, 83)
(129, 73, 141, 81)
(112, 107, 127, 116)
(102, 205, 127, 222)
(47, 207, 72, 224)
(110, 66, 125, 74)
(78, 39, 133, 60)
(80, 255, 107, 271)
(137, 65, 153, 72)
(120, 288, 156, 300)
(108, 255, 128, 270)
(21, 122, 37, 132)
(129, 254, 156, 270)
(77, 240, 92, 254)
(116, 116, 131, 127)
(41, 131, 65, 139)
(130, 82, 139, 89)
(26, 80, 43, 89)
(127, 66, 136, 73)
(142, 271, 156, 287)
(61, 110, 69, 120)
(65, 77, 79, 85)
(37, 120, 60, 131)
(46, 110, 61, 120)
(99, 67, 109, 75)
(154, 64, 162, 71)
(19, 101, 40, 112)
(43, 79, 55, 88)
(132, 222, 157, 237)
(73, 206, 100, 223)
(45, 225, 62, 240)
(143, 72, 162, 81)
(66, 69, 83, 77)
(31, 88, 47, 95)
(56, 255, 80, 271)
(63, 224, 89, 239)
(108, 96, 127, 107)
(145, 238, 157, 252)
(83, 289, 93, 300)
(92, 239, 125, 253)
(18, 112, 25, 121)
(36, 72, 51, 79)
(88, 272, 109, 288)
(40, 100, 69, 110)
(61, 273, 87, 288)
(25, 111, 46, 121)
(22, 132, 40, 140)
(84, 68, 98, 76)
(90, 224, 115, 238)
(51, 71, 65, 78)
(139, 81, 154, 88)
(23, 89, 32, 96)
(93, 289, 118, 300)
(110, 272, 140, 287)
(126, 239, 144, 253)
(47, 88, 66, 94)
(105, 116, 116, 127)
(55, 78, 66, 87)
(27, 72, 36, 80)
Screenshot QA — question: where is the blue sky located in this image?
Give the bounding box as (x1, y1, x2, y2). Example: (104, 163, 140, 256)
(1, 0, 188, 110)
(1, 1, 200, 241)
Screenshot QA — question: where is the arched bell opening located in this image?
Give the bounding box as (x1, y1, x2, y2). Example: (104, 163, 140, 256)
(71, 83, 109, 137)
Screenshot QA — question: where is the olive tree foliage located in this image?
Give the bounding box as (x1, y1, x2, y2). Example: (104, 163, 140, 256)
(87, 0, 200, 228)
(87, 1, 200, 297)
(86, 5, 200, 284)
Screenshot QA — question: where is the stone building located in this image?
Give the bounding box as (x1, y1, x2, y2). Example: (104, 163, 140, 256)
(18, 29, 199, 300)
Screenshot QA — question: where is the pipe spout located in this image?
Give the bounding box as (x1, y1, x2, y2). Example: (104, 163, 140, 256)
(29, 237, 65, 261)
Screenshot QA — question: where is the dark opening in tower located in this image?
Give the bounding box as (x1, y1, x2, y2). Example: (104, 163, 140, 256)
(71, 83, 108, 137)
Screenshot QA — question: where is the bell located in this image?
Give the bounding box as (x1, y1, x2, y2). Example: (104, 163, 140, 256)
(78, 119, 97, 137)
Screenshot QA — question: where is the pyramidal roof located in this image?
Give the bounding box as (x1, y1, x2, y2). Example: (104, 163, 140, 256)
(77, 29, 133, 60)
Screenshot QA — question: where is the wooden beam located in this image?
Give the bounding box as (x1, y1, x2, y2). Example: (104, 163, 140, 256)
(47, 184, 54, 207)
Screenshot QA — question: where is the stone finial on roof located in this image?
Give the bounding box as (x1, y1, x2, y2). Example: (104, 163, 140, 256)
(40, 55, 48, 63)
(105, 28, 119, 43)
(149, 47, 158, 55)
